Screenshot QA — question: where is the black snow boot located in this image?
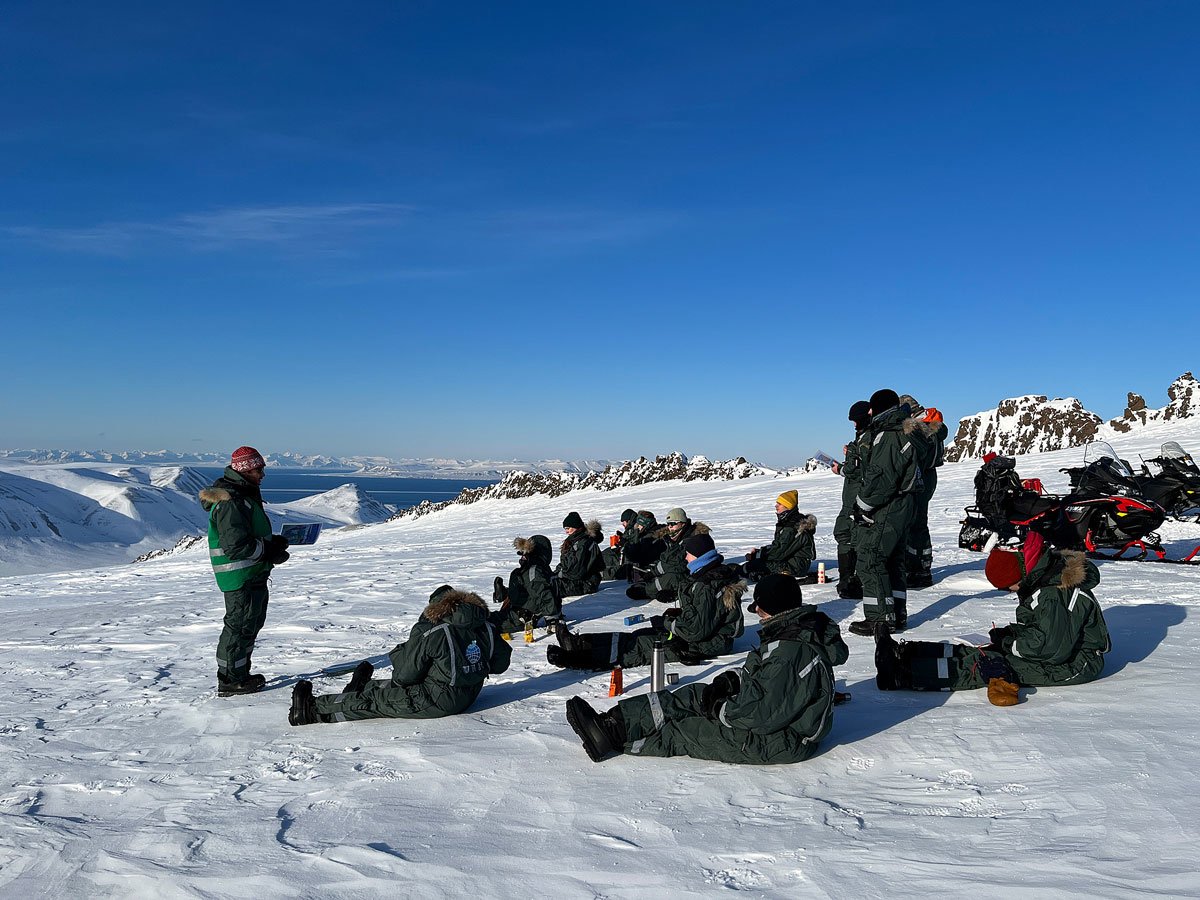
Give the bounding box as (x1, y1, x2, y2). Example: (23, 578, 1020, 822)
(837, 578, 864, 600)
(565, 697, 626, 762)
(555, 620, 581, 652)
(288, 680, 326, 726)
(874, 623, 900, 690)
(344, 660, 374, 694)
(218, 673, 266, 697)
(547, 645, 596, 670)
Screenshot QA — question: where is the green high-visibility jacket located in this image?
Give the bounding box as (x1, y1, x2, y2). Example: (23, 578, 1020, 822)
(200, 468, 273, 592)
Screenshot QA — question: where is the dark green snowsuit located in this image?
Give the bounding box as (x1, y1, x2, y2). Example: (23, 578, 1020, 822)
(314, 590, 512, 721)
(491, 535, 561, 631)
(199, 469, 280, 684)
(617, 605, 849, 764)
(566, 556, 746, 669)
(555, 519, 605, 597)
(601, 512, 654, 580)
(895, 551, 1110, 691)
(747, 509, 817, 578)
(638, 521, 710, 601)
(905, 416, 949, 581)
(855, 407, 923, 627)
(834, 428, 872, 587)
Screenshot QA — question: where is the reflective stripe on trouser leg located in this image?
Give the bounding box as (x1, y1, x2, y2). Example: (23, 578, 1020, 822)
(648, 691, 666, 730)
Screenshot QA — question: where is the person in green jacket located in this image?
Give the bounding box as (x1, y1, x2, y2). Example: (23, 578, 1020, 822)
(874, 533, 1111, 706)
(289, 586, 512, 725)
(199, 446, 291, 696)
(555, 512, 605, 597)
(832, 401, 872, 600)
(564, 573, 849, 764)
(491, 534, 560, 630)
(848, 389, 924, 636)
(740, 490, 817, 581)
(897, 395, 949, 589)
(625, 507, 711, 602)
(601, 508, 639, 580)
(548, 532, 745, 670)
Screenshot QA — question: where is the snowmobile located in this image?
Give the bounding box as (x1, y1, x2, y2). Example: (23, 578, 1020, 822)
(959, 443, 1197, 563)
(1130, 442, 1200, 522)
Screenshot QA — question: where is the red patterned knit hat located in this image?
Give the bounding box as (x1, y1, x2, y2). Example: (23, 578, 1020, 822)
(230, 446, 266, 472)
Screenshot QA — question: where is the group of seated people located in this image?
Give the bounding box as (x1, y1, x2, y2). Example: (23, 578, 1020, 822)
(288, 497, 1112, 769)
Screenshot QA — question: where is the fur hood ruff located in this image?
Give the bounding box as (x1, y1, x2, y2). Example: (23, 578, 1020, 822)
(423, 589, 488, 623)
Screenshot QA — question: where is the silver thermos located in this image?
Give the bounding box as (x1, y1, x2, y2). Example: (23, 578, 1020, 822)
(650, 637, 666, 692)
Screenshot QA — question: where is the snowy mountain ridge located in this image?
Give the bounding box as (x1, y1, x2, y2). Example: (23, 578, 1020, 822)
(946, 371, 1198, 461)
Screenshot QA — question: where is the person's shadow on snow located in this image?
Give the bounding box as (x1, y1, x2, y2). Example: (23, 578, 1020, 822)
(904, 593, 975, 630)
(815, 677, 951, 755)
(1098, 603, 1186, 677)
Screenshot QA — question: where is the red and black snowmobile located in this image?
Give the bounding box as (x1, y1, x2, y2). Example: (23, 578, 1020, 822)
(959, 442, 1199, 564)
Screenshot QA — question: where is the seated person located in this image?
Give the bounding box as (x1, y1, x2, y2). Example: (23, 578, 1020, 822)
(874, 533, 1111, 706)
(625, 507, 710, 602)
(548, 532, 744, 670)
(601, 508, 639, 580)
(555, 512, 605, 597)
(741, 491, 817, 582)
(289, 585, 512, 725)
(491, 535, 561, 631)
(564, 573, 849, 764)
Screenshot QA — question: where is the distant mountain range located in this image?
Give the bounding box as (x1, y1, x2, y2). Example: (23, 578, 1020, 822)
(0, 449, 612, 480)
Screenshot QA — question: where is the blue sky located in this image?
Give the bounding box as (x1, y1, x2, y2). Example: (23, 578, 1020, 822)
(2, 1, 1197, 467)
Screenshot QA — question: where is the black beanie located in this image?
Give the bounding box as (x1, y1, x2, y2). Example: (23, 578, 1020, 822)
(747, 573, 803, 615)
(563, 511, 585, 530)
(621, 508, 637, 524)
(682, 532, 715, 558)
(428, 584, 455, 603)
(848, 400, 871, 429)
(869, 389, 899, 413)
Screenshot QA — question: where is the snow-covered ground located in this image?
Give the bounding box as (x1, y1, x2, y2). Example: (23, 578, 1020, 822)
(2, 422, 1199, 897)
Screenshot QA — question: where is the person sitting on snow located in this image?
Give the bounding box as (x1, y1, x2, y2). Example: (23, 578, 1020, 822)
(600, 508, 639, 580)
(563, 573, 848, 764)
(554, 512, 605, 597)
(739, 490, 817, 582)
(624, 507, 711, 602)
(547, 532, 745, 671)
(491, 534, 561, 631)
(289, 585, 512, 726)
(873, 532, 1111, 706)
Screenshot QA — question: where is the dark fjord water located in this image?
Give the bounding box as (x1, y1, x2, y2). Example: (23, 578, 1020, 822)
(193, 468, 495, 509)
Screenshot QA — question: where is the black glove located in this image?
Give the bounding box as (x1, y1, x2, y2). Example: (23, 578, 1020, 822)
(265, 534, 289, 553)
(851, 505, 876, 527)
(649, 615, 667, 631)
(701, 671, 740, 718)
(988, 625, 1014, 647)
(266, 547, 290, 566)
(663, 607, 681, 620)
(626, 584, 649, 602)
(656, 588, 677, 605)
(493, 576, 507, 605)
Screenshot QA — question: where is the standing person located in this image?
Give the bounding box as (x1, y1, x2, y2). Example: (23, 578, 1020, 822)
(847, 389, 923, 636)
(199, 446, 291, 696)
(832, 401, 872, 600)
(601, 508, 639, 580)
(555, 512, 605, 597)
(898, 395, 949, 589)
(563, 573, 849, 764)
(874, 534, 1110, 706)
(548, 532, 745, 671)
(626, 507, 710, 602)
(289, 585, 512, 725)
(740, 491, 817, 582)
(491, 535, 560, 630)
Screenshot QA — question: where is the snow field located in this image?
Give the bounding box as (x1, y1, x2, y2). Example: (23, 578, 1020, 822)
(2, 421, 1199, 897)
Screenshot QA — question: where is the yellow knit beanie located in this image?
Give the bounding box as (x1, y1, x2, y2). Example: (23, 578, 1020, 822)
(776, 490, 798, 510)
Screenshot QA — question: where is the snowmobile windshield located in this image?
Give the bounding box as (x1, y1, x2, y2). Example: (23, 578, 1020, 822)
(1082, 441, 1134, 478)
(1160, 442, 1197, 467)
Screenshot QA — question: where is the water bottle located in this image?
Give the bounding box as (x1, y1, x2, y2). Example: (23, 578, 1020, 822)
(817, 562, 826, 584)
(650, 638, 666, 692)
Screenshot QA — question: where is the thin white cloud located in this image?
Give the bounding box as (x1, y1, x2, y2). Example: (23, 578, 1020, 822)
(4, 203, 412, 255)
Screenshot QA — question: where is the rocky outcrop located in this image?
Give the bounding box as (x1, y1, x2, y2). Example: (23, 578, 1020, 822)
(1106, 372, 1199, 433)
(389, 453, 776, 523)
(947, 373, 1198, 462)
(946, 396, 1101, 462)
